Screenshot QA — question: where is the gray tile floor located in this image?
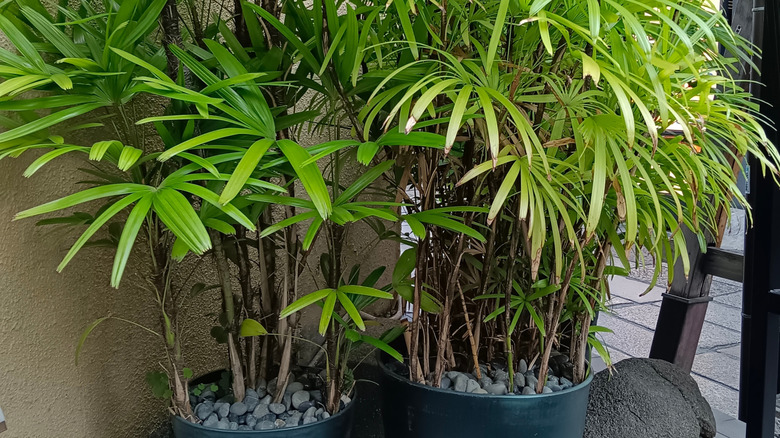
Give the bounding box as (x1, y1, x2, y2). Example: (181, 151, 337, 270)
(602, 275, 747, 437)
(595, 209, 774, 438)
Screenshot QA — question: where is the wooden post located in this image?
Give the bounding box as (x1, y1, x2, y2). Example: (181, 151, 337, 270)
(649, 227, 714, 372)
(650, 295, 712, 372)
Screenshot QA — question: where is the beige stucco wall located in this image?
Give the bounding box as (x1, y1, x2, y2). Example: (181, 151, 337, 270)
(0, 17, 228, 435)
(0, 146, 398, 438)
(0, 152, 228, 437)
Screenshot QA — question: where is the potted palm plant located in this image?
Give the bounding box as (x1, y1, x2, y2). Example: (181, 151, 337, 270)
(4, 0, 774, 437)
(0, 0, 209, 419)
(0, 0, 403, 436)
(351, 0, 780, 436)
(130, 2, 408, 435)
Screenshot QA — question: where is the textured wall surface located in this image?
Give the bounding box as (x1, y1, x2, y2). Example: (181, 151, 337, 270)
(0, 22, 227, 438)
(0, 153, 227, 438)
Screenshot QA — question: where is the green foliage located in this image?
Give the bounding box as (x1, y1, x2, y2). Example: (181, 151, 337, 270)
(345, 328, 403, 363)
(75, 316, 111, 366)
(344, 0, 780, 388)
(239, 319, 268, 337)
(478, 279, 560, 336)
(252, 160, 400, 249)
(0, 0, 275, 288)
(146, 371, 173, 400)
(281, 284, 393, 335)
(6, 0, 770, 407)
(392, 248, 442, 314)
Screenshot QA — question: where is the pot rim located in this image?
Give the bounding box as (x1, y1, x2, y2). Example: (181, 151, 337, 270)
(378, 356, 593, 400)
(173, 390, 356, 434)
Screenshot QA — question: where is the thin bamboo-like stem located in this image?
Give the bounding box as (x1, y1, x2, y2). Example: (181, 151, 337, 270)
(502, 198, 523, 389)
(273, 226, 294, 403)
(458, 283, 481, 377)
(536, 255, 578, 393)
(408, 236, 425, 382)
(433, 294, 451, 386)
(211, 230, 246, 402)
(160, 0, 181, 78)
(236, 229, 259, 389)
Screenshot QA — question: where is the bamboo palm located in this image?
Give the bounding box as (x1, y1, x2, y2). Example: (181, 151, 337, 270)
(363, 0, 780, 391)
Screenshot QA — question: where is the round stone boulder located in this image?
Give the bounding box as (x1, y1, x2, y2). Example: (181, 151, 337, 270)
(584, 358, 716, 438)
(291, 390, 310, 409)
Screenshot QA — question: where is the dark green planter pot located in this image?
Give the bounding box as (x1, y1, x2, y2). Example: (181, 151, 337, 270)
(379, 360, 593, 438)
(171, 399, 355, 438)
(172, 370, 356, 438)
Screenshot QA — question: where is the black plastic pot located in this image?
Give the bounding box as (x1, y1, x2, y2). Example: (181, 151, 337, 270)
(171, 399, 355, 438)
(171, 370, 356, 438)
(379, 360, 593, 438)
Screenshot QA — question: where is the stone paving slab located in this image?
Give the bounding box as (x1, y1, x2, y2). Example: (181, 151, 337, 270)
(717, 345, 741, 359)
(692, 374, 740, 420)
(610, 302, 661, 330)
(697, 321, 741, 354)
(609, 275, 665, 303)
(692, 351, 741, 390)
(713, 408, 746, 438)
(705, 301, 744, 332)
(714, 291, 744, 309)
(710, 278, 744, 296)
(607, 295, 634, 306)
(598, 312, 654, 358)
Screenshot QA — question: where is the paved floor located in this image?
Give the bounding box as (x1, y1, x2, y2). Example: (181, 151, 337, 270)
(596, 209, 777, 437)
(602, 275, 747, 438)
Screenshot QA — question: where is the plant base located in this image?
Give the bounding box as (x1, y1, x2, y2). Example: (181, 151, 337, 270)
(172, 400, 355, 438)
(379, 359, 593, 438)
